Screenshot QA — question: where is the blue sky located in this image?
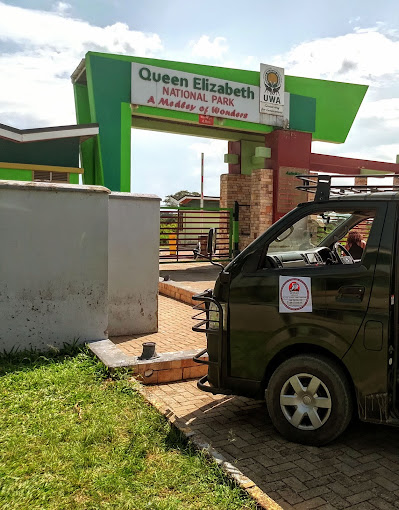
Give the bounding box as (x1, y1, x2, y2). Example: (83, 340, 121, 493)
(1, 0, 399, 199)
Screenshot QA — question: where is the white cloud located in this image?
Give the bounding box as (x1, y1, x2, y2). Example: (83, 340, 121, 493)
(0, 2, 162, 56)
(53, 2, 71, 16)
(358, 98, 399, 126)
(190, 35, 228, 60)
(349, 16, 361, 25)
(370, 144, 399, 162)
(268, 26, 399, 165)
(0, 1, 163, 127)
(275, 27, 399, 86)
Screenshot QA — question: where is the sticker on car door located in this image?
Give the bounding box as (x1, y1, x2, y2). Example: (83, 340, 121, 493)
(279, 276, 312, 313)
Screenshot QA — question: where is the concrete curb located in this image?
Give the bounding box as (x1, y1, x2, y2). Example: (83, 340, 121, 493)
(159, 277, 197, 305)
(88, 339, 208, 384)
(139, 385, 284, 510)
(89, 339, 132, 368)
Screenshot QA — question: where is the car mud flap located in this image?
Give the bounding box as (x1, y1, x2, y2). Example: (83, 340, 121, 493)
(357, 391, 389, 422)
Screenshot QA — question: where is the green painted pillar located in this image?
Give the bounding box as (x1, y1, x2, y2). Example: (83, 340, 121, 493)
(85, 53, 132, 191)
(74, 82, 98, 185)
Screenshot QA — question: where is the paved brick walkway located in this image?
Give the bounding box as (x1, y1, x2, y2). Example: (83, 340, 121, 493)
(112, 295, 206, 356)
(144, 380, 399, 510)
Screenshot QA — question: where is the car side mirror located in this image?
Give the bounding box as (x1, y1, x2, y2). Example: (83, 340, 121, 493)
(191, 228, 223, 271)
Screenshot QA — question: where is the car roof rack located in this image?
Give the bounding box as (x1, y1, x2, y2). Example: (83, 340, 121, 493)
(296, 174, 399, 202)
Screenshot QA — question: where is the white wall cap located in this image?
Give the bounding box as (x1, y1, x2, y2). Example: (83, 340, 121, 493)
(0, 180, 110, 194)
(109, 192, 161, 201)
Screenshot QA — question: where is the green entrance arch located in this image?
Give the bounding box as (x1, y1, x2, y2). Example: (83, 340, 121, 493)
(72, 52, 367, 192)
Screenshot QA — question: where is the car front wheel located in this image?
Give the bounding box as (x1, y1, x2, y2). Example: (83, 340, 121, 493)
(266, 354, 352, 446)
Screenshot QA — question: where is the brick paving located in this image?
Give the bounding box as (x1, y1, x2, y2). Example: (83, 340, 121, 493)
(112, 295, 206, 356)
(143, 380, 399, 510)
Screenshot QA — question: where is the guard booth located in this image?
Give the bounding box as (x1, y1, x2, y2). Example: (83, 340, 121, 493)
(0, 122, 98, 184)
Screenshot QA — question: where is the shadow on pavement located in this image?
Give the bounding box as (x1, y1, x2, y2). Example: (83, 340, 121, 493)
(178, 392, 399, 510)
(159, 263, 221, 284)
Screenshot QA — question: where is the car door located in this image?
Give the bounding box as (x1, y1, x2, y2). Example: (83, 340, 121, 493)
(227, 201, 384, 383)
(322, 202, 387, 351)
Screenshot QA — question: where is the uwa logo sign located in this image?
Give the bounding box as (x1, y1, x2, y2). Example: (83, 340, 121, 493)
(260, 64, 285, 116)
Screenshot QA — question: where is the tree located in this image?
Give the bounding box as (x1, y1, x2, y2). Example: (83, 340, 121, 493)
(164, 190, 200, 207)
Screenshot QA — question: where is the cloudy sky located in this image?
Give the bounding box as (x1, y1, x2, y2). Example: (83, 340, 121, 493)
(1, 0, 399, 198)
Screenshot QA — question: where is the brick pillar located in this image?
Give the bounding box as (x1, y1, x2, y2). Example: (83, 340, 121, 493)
(250, 169, 273, 241)
(354, 176, 367, 186)
(220, 173, 251, 250)
(222, 130, 311, 250)
(265, 130, 312, 221)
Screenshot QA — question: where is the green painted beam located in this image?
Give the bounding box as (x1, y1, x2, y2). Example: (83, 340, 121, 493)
(289, 94, 316, 133)
(0, 168, 32, 181)
(254, 146, 271, 158)
(224, 154, 239, 164)
(120, 102, 132, 192)
(131, 105, 274, 136)
(131, 114, 267, 142)
(74, 83, 96, 185)
(286, 76, 367, 143)
(360, 168, 392, 175)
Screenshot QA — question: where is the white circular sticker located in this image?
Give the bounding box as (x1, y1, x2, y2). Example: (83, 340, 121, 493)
(280, 278, 310, 312)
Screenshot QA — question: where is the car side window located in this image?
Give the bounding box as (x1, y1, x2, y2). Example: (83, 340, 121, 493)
(263, 208, 375, 269)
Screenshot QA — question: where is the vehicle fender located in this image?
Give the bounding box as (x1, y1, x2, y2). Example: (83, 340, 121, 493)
(263, 322, 350, 366)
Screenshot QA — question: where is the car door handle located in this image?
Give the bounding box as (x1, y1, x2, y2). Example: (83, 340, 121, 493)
(336, 285, 365, 302)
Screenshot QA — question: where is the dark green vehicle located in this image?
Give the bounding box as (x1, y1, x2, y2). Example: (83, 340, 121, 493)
(193, 175, 399, 445)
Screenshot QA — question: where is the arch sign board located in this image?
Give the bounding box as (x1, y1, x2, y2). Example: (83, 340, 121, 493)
(72, 51, 368, 192)
(131, 63, 288, 128)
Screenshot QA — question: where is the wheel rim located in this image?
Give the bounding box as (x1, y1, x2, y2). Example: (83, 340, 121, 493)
(280, 373, 332, 430)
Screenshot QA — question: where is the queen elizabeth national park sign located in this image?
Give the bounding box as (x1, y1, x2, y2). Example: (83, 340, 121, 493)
(131, 62, 289, 127)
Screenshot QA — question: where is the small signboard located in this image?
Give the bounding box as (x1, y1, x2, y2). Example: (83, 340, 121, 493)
(198, 115, 214, 126)
(260, 64, 285, 116)
(279, 276, 312, 313)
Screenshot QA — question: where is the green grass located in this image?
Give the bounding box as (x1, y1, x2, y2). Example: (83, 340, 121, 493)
(0, 349, 256, 510)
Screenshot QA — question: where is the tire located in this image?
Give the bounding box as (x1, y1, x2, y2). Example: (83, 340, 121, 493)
(266, 354, 352, 446)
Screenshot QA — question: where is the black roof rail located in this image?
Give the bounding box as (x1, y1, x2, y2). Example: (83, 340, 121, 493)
(296, 174, 399, 202)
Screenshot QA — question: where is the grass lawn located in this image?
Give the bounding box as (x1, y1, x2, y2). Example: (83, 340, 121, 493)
(0, 349, 256, 510)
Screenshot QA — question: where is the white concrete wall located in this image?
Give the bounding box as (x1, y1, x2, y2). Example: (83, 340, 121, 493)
(0, 181, 110, 353)
(108, 193, 160, 336)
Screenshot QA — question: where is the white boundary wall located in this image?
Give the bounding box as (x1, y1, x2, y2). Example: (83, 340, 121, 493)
(108, 193, 160, 336)
(0, 181, 110, 352)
